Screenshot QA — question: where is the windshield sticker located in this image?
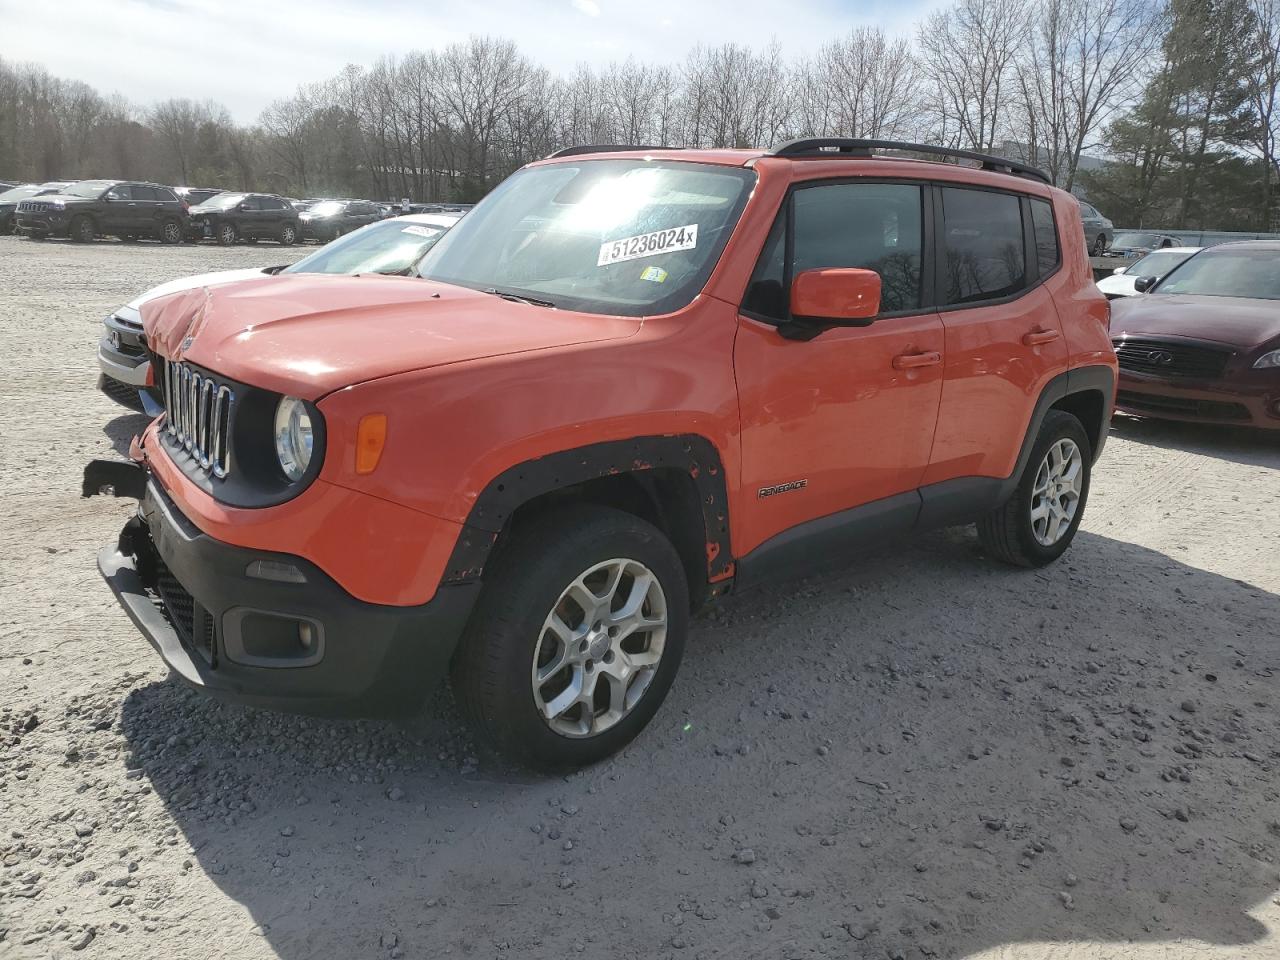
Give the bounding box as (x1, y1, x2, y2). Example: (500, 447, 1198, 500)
(640, 265, 668, 283)
(401, 225, 438, 238)
(598, 224, 698, 266)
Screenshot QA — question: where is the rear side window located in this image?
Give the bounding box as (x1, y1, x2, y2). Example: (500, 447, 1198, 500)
(941, 187, 1026, 304)
(1030, 198, 1060, 276)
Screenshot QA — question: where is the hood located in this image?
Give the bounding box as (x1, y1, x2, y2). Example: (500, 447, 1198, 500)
(141, 274, 641, 399)
(24, 192, 92, 205)
(126, 268, 270, 311)
(1110, 293, 1280, 348)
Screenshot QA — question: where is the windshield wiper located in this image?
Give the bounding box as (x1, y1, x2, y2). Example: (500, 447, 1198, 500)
(483, 288, 555, 308)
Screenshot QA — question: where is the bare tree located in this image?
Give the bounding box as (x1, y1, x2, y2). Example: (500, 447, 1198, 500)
(1245, 0, 1280, 226)
(797, 28, 921, 141)
(917, 0, 1031, 151)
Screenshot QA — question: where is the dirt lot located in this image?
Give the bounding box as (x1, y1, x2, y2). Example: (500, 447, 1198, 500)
(2, 234, 1279, 960)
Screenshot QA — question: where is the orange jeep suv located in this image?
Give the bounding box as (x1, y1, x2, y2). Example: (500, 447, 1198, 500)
(85, 140, 1117, 769)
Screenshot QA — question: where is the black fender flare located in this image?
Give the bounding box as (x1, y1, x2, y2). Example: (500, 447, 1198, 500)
(442, 434, 733, 586)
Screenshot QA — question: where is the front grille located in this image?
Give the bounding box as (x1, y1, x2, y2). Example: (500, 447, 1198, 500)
(154, 558, 216, 665)
(1113, 338, 1231, 380)
(18, 201, 52, 213)
(1117, 390, 1251, 422)
(162, 359, 234, 478)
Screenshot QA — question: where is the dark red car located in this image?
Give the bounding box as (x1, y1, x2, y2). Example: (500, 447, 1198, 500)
(1109, 241, 1280, 429)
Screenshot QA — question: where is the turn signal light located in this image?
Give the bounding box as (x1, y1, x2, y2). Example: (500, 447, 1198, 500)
(355, 413, 388, 475)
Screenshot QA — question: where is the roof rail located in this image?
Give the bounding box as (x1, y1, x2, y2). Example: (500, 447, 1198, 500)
(768, 138, 1052, 185)
(545, 144, 684, 159)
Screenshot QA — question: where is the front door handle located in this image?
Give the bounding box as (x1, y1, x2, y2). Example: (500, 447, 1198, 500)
(892, 351, 942, 370)
(1022, 329, 1061, 346)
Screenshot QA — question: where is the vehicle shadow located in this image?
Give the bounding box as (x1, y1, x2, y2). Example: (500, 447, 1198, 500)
(103, 411, 151, 457)
(1111, 412, 1280, 469)
(118, 528, 1280, 959)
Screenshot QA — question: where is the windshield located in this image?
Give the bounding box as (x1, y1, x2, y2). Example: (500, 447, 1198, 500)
(282, 218, 453, 276)
(308, 201, 345, 217)
(196, 192, 245, 210)
(63, 180, 115, 199)
(1125, 249, 1194, 278)
(1156, 246, 1280, 300)
(0, 185, 43, 202)
(416, 159, 756, 316)
(1113, 232, 1162, 247)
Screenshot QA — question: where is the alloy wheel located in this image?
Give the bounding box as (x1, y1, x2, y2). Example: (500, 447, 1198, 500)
(531, 557, 668, 738)
(162, 221, 181, 244)
(1030, 438, 1082, 546)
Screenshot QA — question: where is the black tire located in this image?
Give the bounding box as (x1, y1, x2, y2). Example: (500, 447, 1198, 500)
(1091, 234, 1107, 255)
(977, 410, 1092, 568)
(70, 215, 94, 243)
(451, 504, 689, 771)
(278, 222, 298, 246)
(215, 222, 237, 246)
(159, 219, 183, 245)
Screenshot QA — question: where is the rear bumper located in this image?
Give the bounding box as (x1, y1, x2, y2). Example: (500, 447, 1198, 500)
(1116, 372, 1280, 428)
(93, 466, 480, 716)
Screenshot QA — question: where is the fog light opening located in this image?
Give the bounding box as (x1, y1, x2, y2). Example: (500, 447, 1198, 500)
(298, 622, 316, 652)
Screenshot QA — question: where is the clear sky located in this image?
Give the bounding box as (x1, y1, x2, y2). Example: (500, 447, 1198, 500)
(0, 0, 948, 122)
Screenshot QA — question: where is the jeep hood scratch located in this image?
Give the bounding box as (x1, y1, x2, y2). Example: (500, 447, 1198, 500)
(141, 274, 641, 399)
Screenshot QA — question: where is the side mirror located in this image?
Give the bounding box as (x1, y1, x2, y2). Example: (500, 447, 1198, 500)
(1112, 266, 1127, 275)
(790, 268, 881, 324)
(1133, 276, 1156, 293)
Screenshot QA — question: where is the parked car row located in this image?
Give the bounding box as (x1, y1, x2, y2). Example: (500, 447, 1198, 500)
(3, 177, 452, 246)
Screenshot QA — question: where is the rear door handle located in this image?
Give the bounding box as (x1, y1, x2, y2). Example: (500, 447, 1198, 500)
(892, 351, 942, 370)
(1022, 330, 1061, 346)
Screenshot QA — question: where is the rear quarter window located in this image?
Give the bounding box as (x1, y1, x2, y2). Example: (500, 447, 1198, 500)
(1029, 198, 1060, 276)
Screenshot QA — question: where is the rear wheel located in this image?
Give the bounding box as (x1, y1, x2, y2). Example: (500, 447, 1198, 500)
(1092, 234, 1107, 255)
(216, 222, 237, 246)
(977, 410, 1091, 567)
(452, 504, 689, 771)
(160, 219, 183, 245)
(70, 216, 94, 243)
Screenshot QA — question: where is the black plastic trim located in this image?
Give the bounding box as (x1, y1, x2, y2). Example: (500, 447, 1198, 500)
(443, 435, 732, 584)
(735, 491, 920, 589)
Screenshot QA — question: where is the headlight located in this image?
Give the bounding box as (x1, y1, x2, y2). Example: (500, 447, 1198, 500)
(273, 396, 314, 481)
(1254, 350, 1280, 369)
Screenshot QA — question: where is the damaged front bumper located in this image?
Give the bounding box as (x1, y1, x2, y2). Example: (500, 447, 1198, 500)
(84, 459, 480, 716)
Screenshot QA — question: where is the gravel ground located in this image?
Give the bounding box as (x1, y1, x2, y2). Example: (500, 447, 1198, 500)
(2, 234, 1280, 960)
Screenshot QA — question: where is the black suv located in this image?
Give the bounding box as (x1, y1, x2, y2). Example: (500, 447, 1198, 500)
(187, 192, 301, 245)
(298, 199, 383, 242)
(15, 180, 188, 243)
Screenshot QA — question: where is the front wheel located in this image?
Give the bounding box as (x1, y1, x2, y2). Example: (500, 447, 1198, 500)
(1092, 234, 1107, 255)
(160, 219, 183, 245)
(70, 216, 94, 243)
(452, 504, 689, 771)
(278, 223, 298, 245)
(977, 410, 1091, 567)
(215, 223, 236, 246)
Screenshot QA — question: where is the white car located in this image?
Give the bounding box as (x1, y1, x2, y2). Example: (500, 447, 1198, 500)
(97, 212, 463, 411)
(1095, 246, 1200, 300)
